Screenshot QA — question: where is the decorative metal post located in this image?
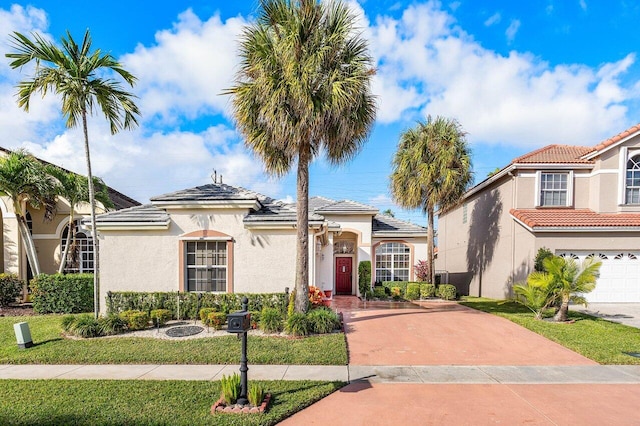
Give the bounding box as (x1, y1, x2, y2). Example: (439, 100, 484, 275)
(237, 296, 249, 406)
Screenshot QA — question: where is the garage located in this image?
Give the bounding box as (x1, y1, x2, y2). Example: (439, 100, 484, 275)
(557, 252, 640, 303)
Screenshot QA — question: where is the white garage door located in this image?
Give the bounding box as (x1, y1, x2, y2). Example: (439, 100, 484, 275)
(556, 252, 640, 303)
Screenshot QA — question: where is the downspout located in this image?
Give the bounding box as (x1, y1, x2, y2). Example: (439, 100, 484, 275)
(509, 170, 516, 296)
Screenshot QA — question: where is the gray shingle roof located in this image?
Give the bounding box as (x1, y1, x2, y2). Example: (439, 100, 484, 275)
(151, 183, 260, 202)
(309, 196, 336, 212)
(314, 199, 379, 214)
(372, 215, 427, 235)
(94, 204, 170, 224)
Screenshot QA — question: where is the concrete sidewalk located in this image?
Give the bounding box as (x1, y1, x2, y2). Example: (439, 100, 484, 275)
(2, 363, 640, 384)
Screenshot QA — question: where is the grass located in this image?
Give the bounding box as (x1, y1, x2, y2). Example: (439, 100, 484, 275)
(460, 297, 640, 365)
(0, 315, 347, 365)
(0, 379, 343, 425)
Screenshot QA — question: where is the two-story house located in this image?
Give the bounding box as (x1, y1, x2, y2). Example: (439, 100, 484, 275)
(94, 183, 427, 313)
(436, 124, 640, 303)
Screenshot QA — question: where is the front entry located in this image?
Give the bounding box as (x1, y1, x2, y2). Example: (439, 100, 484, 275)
(335, 257, 353, 295)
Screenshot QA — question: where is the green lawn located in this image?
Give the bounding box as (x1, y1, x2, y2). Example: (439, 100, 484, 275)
(0, 315, 347, 365)
(460, 297, 640, 364)
(0, 379, 343, 425)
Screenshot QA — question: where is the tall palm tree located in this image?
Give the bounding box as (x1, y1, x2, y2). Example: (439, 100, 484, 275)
(532, 255, 601, 322)
(7, 29, 140, 316)
(226, 0, 376, 312)
(0, 150, 57, 295)
(390, 116, 473, 284)
(46, 166, 113, 274)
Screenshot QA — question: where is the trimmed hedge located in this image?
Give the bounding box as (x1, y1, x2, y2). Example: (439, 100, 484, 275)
(381, 281, 426, 298)
(106, 291, 288, 320)
(420, 283, 437, 298)
(438, 284, 457, 300)
(358, 261, 372, 297)
(405, 283, 420, 300)
(0, 274, 23, 307)
(31, 273, 93, 314)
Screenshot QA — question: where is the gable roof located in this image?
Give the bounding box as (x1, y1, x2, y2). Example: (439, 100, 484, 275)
(151, 183, 261, 203)
(510, 208, 640, 232)
(372, 215, 427, 236)
(511, 144, 594, 164)
(592, 123, 640, 153)
(92, 204, 171, 229)
(314, 199, 379, 214)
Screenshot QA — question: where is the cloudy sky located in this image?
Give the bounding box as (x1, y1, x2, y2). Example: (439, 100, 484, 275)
(1, 0, 639, 223)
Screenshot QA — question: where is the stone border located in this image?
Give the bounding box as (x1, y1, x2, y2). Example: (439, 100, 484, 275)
(211, 393, 271, 414)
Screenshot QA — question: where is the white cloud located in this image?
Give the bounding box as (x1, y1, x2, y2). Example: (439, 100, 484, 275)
(505, 19, 521, 43)
(579, 0, 588, 11)
(484, 13, 501, 27)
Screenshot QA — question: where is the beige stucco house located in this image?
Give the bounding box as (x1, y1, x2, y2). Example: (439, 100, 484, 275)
(0, 147, 139, 283)
(436, 124, 640, 303)
(95, 183, 427, 312)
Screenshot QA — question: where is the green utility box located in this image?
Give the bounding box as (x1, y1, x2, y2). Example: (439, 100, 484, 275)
(13, 322, 33, 349)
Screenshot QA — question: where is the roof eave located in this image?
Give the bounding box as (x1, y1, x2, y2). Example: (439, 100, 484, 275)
(152, 200, 261, 210)
(94, 221, 171, 231)
(373, 231, 428, 238)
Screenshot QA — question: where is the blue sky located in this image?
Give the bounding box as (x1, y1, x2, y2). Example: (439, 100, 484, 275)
(1, 0, 639, 223)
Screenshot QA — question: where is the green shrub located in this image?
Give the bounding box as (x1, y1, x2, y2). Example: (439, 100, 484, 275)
(391, 286, 402, 300)
(70, 314, 102, 338)
(119, 310, 150, 330)
(358, 261, 372, 297)
(287, 289, 296, 318)
(285, 312, 311, 336)
(405, 283, 420, 300)
(248, 383, 265, 407)
(420, 283, 436, 298)
(534, 247, 554, 272)
(31, 273, 93, 314)
(98, 314, 127, 336)
(381, 281, 408, 297)
(249, 310, 260, 329)
(150, 309, 172, 327)
(260, 307, 283, 333)
(0, 274, 23, 307)
(60, 314, 76, 331)
(308, 308, 340, 334)
(373, 286, 387, 299)
(206, 312, 227, 330)
(199, 307, 217, 323)
(438, 284, 457, 300)
(219, 373, 241, 405)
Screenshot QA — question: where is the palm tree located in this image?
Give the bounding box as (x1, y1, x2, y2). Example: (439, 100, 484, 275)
(46, 166, 113, 274)
(532, 255, 601, 322)
(7, 30, 140, 316)
(390, 116, 473, 284)
(0, 150, 57, 295)
(226, 0, 376, 312)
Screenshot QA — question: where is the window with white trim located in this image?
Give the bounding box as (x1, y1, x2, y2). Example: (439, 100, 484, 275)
(375, 242, 410, 282)
(539, 172, 569, 206)
(185, 241, 227, 292)
(60, 220, 94, 273)
(625, 155, 640, 204)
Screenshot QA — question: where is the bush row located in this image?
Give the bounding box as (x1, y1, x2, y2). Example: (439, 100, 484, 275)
(31, 274, 94, 314)
(379, 281, 458, 300)
(105, 291, 288, 319)
(0, 274, 23, 307)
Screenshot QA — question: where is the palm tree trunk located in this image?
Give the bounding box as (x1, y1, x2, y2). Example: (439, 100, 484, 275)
(427, 206, 435, 285)
(16, 214, 40, 301)
(554, 294, 570, 322)
(294, 144, 310, 313)
(57, 211, 74, 274)
(82, 112, 100, 318)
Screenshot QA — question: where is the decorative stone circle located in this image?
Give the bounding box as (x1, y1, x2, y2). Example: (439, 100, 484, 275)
(165, 325, 204, 338)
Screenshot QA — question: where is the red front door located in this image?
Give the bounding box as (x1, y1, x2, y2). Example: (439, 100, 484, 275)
(335, 257, 353, 295)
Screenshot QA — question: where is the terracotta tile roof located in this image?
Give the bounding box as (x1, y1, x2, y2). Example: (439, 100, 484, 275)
(593, 123, 640, 152)
(511, 145, 594, 164)
(510, 208, 640, 229)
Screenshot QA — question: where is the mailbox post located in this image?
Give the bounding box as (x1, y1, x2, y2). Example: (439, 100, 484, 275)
(226, 296, 251, 406)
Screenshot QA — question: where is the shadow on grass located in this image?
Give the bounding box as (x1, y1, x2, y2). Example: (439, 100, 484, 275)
(33, 337, 63, 347)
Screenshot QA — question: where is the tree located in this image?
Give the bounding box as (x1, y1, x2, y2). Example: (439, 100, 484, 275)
(0, 150, 57, 290)
(513, 274, 557, 320)
(46, 166, 113, 274)
(7, 30, 140, 317)
(381, 208, 395, 217)
(390, 116, 473, 284)
(226, 0, 376, 312)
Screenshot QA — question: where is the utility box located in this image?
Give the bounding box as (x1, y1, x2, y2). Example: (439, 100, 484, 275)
(13, 322, 33, 349)
(226, 311, 251, 333)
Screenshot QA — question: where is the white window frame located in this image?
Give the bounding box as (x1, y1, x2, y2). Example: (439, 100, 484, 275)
(535, 170, 573, 207)
(184, 240, 228, 292)
(622, 148, 640, 205)
(60, 220, 94, 273)
(375, 242, 410, 282)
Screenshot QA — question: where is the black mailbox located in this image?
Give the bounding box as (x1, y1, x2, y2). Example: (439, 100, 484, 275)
(227, 311, 251, 333)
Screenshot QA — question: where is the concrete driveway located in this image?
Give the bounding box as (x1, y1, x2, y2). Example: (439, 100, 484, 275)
(280, 298, 640, 425)
(572, 303, 640, 329)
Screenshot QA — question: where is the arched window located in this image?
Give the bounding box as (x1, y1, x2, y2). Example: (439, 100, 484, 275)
(60, 220, 94, 273)
(625, 155, 640, 204)
(375, 242, 410, 282)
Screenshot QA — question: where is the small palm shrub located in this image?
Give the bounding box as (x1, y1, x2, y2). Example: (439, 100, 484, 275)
(207, 312, 227, 330)
(199, 307, 217, 323)
(420, 283, 436, 298)
(98, 314, 127, 335)
(71, 314, 101, 338)
(308, 308, 340, 334)
(405, 283, 420, 300)
(286, 312, 311, 336)
(437, 284, 457, 300)
(260, 307, 283, 333)
(150, 309, 172, 327)
(220, 373, 241, 405)
(248, 384, 265, 407)
(0, 274, 22, 307)
(119, 310, 150, 330)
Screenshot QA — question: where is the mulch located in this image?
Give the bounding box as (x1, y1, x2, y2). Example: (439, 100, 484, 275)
(0, 304, 35, 317)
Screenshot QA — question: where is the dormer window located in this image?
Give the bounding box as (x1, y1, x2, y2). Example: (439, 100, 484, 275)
(537, 172, 572, 207)
(625, 155, 640, 204)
